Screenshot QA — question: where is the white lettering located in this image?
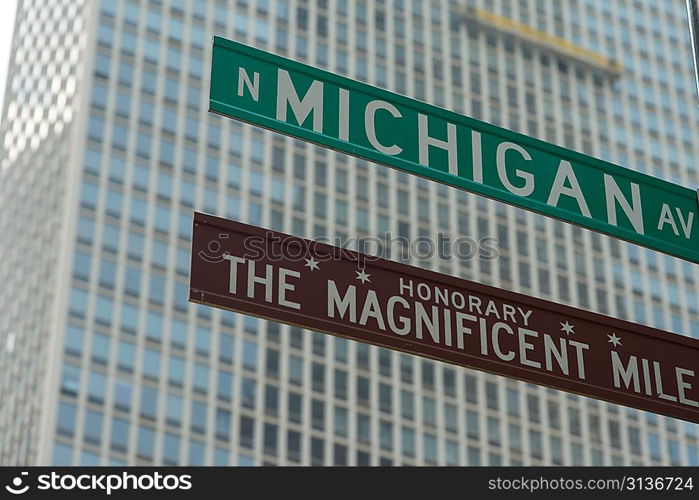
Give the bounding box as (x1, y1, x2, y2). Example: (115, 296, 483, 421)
(387, 296, 411, 335)
(657, 203, 680, 236)
(338, 88, 350, 141)
(676, 368, 699, 407)
(276, 69, 324, 132)
(223, 254, 245, 294)
(327, 280, 356, 322)
(415, 302, 440, 344)
(547, 160, 591, 217)
(568, 340, 589, 380)
(654, 361, 678, 402)
(543, 335, 569, 375)
(611, 351, 640, 392)
(418, 114, 458, 175)
(492, 322, 515, 361)
(237, 68, 260, 101)
(472, 130, 483, 183)
(278, 268, 301, 310)
(247, 261, 274, 303)
(604, 174, 644, 234)
(365, 100, 403, 155)
(496, 142, 535, 197)
(518, 328, 540, 368)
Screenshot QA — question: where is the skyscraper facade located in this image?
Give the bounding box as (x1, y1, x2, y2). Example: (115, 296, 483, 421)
(1, 0, 698, 466)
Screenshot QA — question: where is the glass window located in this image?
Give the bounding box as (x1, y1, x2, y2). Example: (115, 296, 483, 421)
(195, 327, 210, 356)
(190, 401, 207, 433)
(194, 363, 209, 393)
(57, 402, 76, 436)
(144, 38, 160, 63)
(216, 408, 231, 440)
(91, 333, 110, 364)
(154, 204, 170, 232)
(466, 410, 479, 439)
(130, 198, 147, 225)
(289, 355, 303, 384)
(72, 251, 92, 281)
(148, 274, 165, 304)
(168, 355, 185, 386)
(110, 417, 129, 452)
(64, 325, 84, 355)
(423, 433, 438, 462)
(95, 294, 113, 324)
(83, 410, 102, 444)
(211, 447, 228, 466)
(146, 311, 162, 341)
(137, 426, 155, 459)
(77, 215, 95, 244)
(166, 393, 183, 425)
(114, 378, 132, 411)
(124, 266, 141, 296)
(241, 377, 256, 408)
(163, 433, 180, 464)
(171, 318, 187, 348)
(60, 363, 80, 396)
(140, 386, 157, 419)
(243, 340, 258, 370)
(401, 427, 415, 456)
(80, 181, 98, 209)
(143, 348, 161, 379)
(87, 370, 106, 403)
(117, 340, 136, 372)
(401, 390, 414, 419)
(422, 397, 436, 426)
(52, 442, 73, 466)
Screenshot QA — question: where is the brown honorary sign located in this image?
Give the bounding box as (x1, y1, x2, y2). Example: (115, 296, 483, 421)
(190, 212, 699, 424)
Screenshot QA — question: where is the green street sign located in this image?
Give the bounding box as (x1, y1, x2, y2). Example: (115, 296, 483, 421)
(210, 36, 699, 264)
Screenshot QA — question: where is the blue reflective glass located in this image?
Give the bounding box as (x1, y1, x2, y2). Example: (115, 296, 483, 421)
(69, 287, 88, 316)
(117, 340, 136, 370)
(166, 393, 182, 425)
(60, 363, 80, 396)
(124, 266, 141, 295)
(100, 223, 119, 251)
(114, 378, 132, 410)
(146, 311, 162, 341)
(84, 410, 103, 443)
(57, 402, 76, 436)
(194, 364, 208, 393)
(87, 370, 106, 403)
(189, 440, 205, 465)
(121, 303, 138, 332)
(111, 418, 129, 451)
(95, 295, 113, 324)
(217, 370, 233, 401)
(137, 426, 155, 458)
(168, 355, 185, 385)
(140, 386, 158, 418)
(164, 433, 180, 463)
(143, 348, 161, 379)
(171, 319, 187, 347)
(77, 215, 95, 243)
(52, 442, 72, 466)
(80, 181, 98, 208)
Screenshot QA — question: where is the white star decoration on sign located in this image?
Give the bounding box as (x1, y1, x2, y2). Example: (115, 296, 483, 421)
(560, 321, 575, 335)
(355, 269, 371, 284)
(607, 333, 622, 347)
(304, 257, 320, 271)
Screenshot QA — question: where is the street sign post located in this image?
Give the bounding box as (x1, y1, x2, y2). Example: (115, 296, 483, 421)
(190, 212, 699, 423)
(210, 36, 699, 264)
